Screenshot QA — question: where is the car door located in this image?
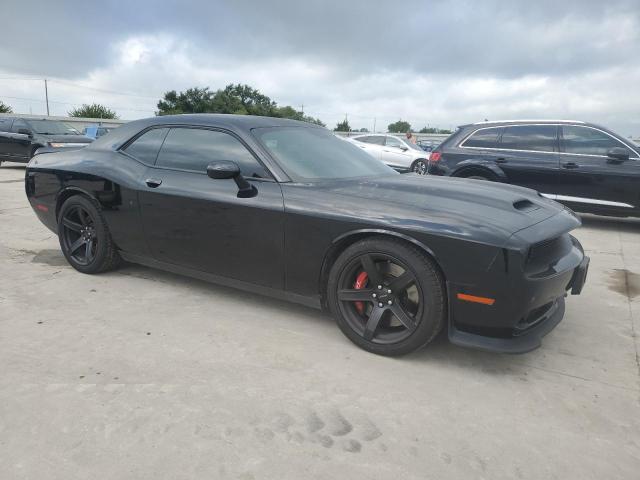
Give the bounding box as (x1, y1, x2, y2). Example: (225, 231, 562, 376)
(491, 124, 560, 193)
(352, 135, 384, 161)
(2, 118, 32, 160)
(381, 136, 413, 169)
(556, 125, 640, 212)
(0, 118, 14, 160)
(137, 126, 285, 289)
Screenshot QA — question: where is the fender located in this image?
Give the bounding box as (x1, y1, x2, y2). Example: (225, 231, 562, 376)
(55, 185, 99, 218)
(317, 228, 446, 306)
(451, 158, 507, 182)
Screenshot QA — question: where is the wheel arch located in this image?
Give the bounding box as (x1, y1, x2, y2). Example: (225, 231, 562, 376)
(55, 186, 99, 220)
(451, 160, 506, 181)
(318, 228, 447, 309)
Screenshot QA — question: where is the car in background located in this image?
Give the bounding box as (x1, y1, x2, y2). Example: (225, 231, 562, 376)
(427, 120, 640, 217)
(346, 134, 430, 174)
(83, 125, 113, 139)
(417, 139, 439, 152)
(0, 117, 93, 165)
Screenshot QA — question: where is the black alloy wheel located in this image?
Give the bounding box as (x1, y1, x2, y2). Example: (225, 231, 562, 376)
(328, 237, 445, 356)
(60, 205, 98, 266)
(57, 195, 120, 274)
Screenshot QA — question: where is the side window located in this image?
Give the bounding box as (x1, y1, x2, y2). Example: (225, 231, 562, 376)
(0, 119, 12, 132)
(354, 136, 371, 143)
(11, 119, 28, 133)
(369, 136, 385, 145)
(500, 125, 557, 152)
(562, 126, 632, 157)
(156, 128, 270, 178)
(123, 128, 169, 164)
(462, 127, 502, 148)
(385, 136, 403, 148)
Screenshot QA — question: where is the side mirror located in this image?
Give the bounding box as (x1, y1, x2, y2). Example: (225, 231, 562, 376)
(400, 146, 408, 151)
(207, 161, 257, 198)
(607, 147, 629, 163)
(18, 128, 32, 136)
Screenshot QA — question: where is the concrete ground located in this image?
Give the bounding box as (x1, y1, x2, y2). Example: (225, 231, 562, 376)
(0, 162, 639, 480)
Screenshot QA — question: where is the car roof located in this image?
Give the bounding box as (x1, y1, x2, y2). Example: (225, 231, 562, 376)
(135, 113, 316, 130)
(459, 119, 587, 129)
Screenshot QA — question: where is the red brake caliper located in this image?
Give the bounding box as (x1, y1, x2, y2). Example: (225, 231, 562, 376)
(354, 271, 369, 314)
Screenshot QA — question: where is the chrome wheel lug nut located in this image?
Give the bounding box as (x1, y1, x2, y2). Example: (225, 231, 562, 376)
(372, 293, 377, 298)
(377, 285, 382, 290)
(387, 300, 392, 305)
(387, 289, 392, 294)
(378, 303, 383, 307)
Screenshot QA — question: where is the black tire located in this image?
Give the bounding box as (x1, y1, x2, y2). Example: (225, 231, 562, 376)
(411, 159, 428, 175)
(327, 236, 445, 356)
(57, 195, 120, 274)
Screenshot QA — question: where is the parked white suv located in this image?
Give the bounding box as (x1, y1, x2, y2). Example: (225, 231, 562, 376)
(346, 134, 430, 173)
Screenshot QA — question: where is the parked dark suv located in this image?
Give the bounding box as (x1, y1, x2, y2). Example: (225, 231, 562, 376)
(0, 117, 92, 166)
(427, 120, 640, 217)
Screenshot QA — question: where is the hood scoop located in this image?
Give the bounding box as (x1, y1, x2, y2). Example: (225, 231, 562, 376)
(513, 199, 540, 212)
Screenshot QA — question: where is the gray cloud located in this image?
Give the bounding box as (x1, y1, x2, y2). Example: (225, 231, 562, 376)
(0, 0, 639, 135)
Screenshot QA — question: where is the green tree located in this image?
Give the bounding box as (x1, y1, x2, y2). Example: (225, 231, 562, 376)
(157, 87, 215, 115)
(156, 84, 325, 126)
(419, 126, 453, 134)
(0, 100, 12, 114)
(68, 103, 118, 119)
(334, 119, 351, 132)
(388, 120, 411, 133)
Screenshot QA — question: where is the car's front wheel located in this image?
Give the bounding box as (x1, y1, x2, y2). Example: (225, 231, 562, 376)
(58, 195, 120, 274)
(327, 237, 445, 356)
(411, 159, 428, 175)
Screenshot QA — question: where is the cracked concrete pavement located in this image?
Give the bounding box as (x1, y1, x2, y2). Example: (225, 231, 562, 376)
(0, 162, 639, 479)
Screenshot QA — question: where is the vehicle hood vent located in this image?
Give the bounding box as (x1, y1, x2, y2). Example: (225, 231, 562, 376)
(513, 199, 540, 212)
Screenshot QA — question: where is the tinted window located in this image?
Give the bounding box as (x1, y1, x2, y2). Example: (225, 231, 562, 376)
(0, 118, 12, 132)
(253, 126, 395, 181)
(463, 127, 502, 148)
(562, 126, 631, 157)
(156, 128, 269, 178)
(124, 128, 169, 164)
(355, 136, 384, 145)
(500, 125, 557, 152)
(385, 136, 403, 148)
(11, 119, 29, 133)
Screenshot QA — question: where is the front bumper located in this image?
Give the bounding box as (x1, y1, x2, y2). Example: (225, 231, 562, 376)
(447, 237, 589, 354)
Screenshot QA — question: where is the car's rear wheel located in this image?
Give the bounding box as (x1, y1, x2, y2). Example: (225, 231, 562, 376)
(411, 159, 428, 175)
(58, 195, 120, 274)
(327, 237, 445, 356)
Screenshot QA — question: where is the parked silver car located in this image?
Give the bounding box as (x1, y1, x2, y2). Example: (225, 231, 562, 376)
(346, 134, 430, 173)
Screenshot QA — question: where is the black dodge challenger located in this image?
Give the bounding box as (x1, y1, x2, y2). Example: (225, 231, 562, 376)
(25, 114, 589, 356)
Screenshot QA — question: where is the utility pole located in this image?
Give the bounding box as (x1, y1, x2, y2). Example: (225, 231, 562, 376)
(44, 79, 50, 116)
(300, 104, 304, 115)
(373, 117, 376, 133)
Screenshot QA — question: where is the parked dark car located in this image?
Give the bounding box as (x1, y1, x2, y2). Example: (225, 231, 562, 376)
(83, 125, 114, 139)
(25, 114, 588, 356)
(0, 117, 92, 165)
(427, 120, 640, 217)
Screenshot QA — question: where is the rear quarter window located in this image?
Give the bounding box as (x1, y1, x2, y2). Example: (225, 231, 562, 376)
(123, 128, 169, 164)
(461, 127, 502, 148)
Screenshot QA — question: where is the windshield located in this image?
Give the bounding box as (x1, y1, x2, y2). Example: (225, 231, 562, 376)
(27, 120, 80, 135)
(253, 126, 397, 181)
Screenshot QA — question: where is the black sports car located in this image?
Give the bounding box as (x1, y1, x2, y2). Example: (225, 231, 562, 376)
(25, 114, 589, 356)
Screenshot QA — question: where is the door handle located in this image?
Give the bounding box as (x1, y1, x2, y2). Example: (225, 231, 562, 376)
(145, 178, 162, 188)
(561, 162, 579, 169)
(495, 157, 508, 164)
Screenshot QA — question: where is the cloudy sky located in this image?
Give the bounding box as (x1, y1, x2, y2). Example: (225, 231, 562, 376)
(1, 0, 639, 136)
